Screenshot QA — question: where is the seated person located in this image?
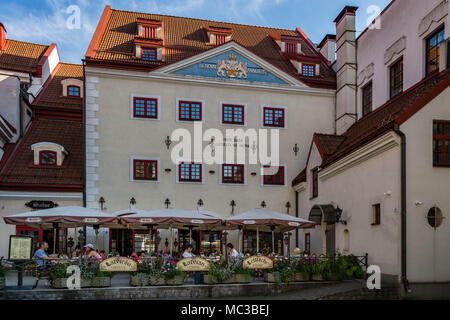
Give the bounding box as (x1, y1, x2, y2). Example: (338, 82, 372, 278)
(33, 242, 59, 270)
(99, 250, 107, 260)
(182, 244, 195, 258)
(291, 248, 302, 258)
(226, 243, 239, 258)
(72, 245, 82, 258)
(83, 244, 102, 260)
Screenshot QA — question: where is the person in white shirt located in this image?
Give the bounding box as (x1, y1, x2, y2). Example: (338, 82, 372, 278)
(226, 243, 239, 257)
(182, 244, 195, 258)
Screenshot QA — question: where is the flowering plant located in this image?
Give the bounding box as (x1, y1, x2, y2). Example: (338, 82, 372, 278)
(0, 257, 11, 277)
(161, 259, 182, 279)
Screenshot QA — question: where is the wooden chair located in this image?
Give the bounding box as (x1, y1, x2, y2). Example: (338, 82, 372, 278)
(32, 260, 51, 289)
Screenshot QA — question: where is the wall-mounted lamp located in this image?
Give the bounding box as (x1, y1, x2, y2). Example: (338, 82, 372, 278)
(251, 172, 257, 176)
(197, 199, 204, 208)
(335, 206, 347, 225)
(293, 143, 300, 156)
(99, 197, 106, 211)
(415, 201, 423, 206)
(384, 191, 392, 197)
(230, 200, 236, 215)
(164, 136, 172, 149)
(285, 201, 291, 214)
(164, 198, 171, 208)
(130, 197, 136, 208)
(261, 201, 266, 208)
(209, 170, 215, 175)
(165, 168, 172, 173)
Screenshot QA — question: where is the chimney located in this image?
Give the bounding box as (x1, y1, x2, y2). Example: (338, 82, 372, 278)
(318, 34, 336, 64)
(334, 6, 358, 135)
(0, 23, 6, 50)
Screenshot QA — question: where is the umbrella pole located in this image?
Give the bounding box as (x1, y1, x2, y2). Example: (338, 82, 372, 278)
(238, 229, 241, 254)
(256, 227, 259, 253)
(272, 231, 275, 254)
(169, 227, 173, 255)
(189, 227, 192, 245)
(53, 228, 57, 254)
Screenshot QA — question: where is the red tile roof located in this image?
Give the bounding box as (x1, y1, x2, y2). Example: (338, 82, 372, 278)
(0, 39, 49, 73)
(292, 69, 450, 185)
(0, 118, 83, 191)
(292, 168, 306, 186)
(85, 6, 336, 89)
(33, 63, 83, 113)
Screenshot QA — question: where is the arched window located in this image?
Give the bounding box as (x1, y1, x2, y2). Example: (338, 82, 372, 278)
(39, 150, 57, 166)
(67, 85, 80, 97)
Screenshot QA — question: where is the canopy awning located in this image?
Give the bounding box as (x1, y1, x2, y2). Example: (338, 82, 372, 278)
(116, 208, 224, 230)
(3, 206, 120, 229)
(309, 205, 336, 225)
(225, 208, 316, 232)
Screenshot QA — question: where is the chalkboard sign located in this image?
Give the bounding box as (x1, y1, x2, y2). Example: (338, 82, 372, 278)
(8, 235, 33, 261)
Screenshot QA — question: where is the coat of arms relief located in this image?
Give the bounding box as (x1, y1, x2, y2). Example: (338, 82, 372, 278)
(217, 54, 247, 79)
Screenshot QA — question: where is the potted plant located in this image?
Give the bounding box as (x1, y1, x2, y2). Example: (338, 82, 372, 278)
(233, 266, 252, 283)
(91, 264, 112, 287)
(78, 259, 95, 288)
(49, 264, 69, 289)
(163, 259, 185, 285)
(0, 258, 10, 290)
(324, 256, 344, 281)
(293, 258, 311, 282)
(340, 255, 364, 279)
(204, 260, 233, 284)
(130, 259, 151, 286)
(310, 259, 325, 281)
(264, 256, 293, 284)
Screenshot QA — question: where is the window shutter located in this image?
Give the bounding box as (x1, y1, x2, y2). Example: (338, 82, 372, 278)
(281, 41, 286, 52)
(157, 27, 162, 39)
(315, 64, 320, 76)
(209, 33, 214, 44)
(138, 25, 143, 36)
(157, 48, 163, 61)
(298, 62, 303, 74)
(297, 43, 301, 54)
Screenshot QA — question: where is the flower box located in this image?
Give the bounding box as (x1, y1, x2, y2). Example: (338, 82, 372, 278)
(264, 272, 279, 283)
(80, 278, 92, 288)
(233, 274, 251, 283)
(311, 274, 324, 281)
(165, 274, 185, 285)
(51, 278, 69, 289)
(326, 273, 343, 281)
(91, 277, 111, 288)
(203, 275, 218, 284)
(0, 277, 5, 290)
(130, 274, 148, 287)
(294, 273, 310, 282)
(149, 276, 165, 286)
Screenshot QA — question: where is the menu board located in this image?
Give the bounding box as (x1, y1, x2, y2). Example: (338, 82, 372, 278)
(8, 235, 33, 261)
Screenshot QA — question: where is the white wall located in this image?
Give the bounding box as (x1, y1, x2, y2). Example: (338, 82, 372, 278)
(356, 0, 449, 118)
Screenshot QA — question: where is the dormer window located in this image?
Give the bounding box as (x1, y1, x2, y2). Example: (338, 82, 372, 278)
(137, 18, 162, 39)
(31, 142, 68, 167)
(285, 42, 298, 54)
(61, 79, 83, 98)
(39, 150, 57, 166)
(302, 64, 316, 77)
(142, 47, 157, 61)
(205, 26, 232, 45)
(67, 85, 80, 97)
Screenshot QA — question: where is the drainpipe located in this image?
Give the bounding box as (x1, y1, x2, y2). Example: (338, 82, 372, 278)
(295, 191, 299, 247)
(82, 62, 87, 246)
(393, 125, 411, 293)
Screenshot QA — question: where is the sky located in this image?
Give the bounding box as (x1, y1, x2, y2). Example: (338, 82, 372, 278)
(0, 0, 392, 64)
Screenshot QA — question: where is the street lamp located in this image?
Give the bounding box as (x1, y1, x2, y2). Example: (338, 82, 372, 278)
(230, 200, 236, 215)
(285, 201, 291, 214)
(261, 201, 266, 208)
(164, 198, 171, 208)
(164, 136, 172, 149)
(99, 197, 105, 211)
(335, 206, 346, 225)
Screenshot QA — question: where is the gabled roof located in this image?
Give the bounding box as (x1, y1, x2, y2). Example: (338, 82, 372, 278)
(292, 168, 306, 186)
(0, 39, 49, 74)
(0, 118, 83, 190)
(292, 69, 450, 186)
(33, 63, 83, 113)
(84, 6, 336, 89)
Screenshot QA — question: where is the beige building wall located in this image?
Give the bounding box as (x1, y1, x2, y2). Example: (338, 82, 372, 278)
(297, 135, 402, 279)
(401, 87, 450, 282)
(0, 194, 83, 258)
(85, 64, 336, 251)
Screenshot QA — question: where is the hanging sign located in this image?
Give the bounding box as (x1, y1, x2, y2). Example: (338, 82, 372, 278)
(25, 200, 58, 209)
(243, 256, 273, 269)
(176, 257, 210, 272)
(99, 257, 137, 272)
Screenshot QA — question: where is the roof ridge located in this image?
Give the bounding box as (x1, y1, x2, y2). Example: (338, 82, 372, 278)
(59, 62, 82, 67)
(110, 8, 298, 33)
(5, 38, 49, 48)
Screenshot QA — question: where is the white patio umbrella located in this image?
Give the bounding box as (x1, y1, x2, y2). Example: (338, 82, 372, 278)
(4, 206, 120, 253)
(225, 208, 316, 253)
(115, 208, 224, 253)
